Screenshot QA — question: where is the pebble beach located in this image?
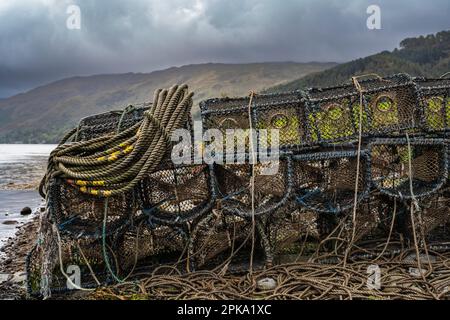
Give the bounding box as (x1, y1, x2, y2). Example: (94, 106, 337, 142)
(0, 144, 54, 299)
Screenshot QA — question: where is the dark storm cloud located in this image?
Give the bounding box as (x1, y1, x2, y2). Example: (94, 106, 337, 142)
(0, 0, 448, 97)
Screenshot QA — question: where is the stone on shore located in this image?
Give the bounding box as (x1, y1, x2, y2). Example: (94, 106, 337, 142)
(12, 272, 27, 283)
(2, 220, 18, 225)
(0, 273, 11, 284)
(256, 277, 277, 290)
(20, 206, 32, 216)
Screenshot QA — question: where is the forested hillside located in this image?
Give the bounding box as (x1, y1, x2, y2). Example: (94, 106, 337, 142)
(267, 30, 450, 92)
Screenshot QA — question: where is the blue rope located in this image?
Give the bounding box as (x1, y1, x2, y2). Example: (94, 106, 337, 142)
(102, 198, 123, 283)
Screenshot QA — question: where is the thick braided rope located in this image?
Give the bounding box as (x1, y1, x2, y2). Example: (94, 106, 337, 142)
(40, 84, 193, 198)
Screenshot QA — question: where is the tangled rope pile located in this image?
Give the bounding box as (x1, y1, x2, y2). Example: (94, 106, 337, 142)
(79, 245, 450, 300)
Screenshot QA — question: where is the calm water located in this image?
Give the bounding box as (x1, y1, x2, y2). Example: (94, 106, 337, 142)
(0, 144, 55, 251)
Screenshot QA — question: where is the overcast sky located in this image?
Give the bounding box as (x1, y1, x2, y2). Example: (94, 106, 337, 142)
(0, 0, 448, 98)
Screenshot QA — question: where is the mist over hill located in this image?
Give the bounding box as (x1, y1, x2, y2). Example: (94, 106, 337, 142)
(0, 62, 335, 143)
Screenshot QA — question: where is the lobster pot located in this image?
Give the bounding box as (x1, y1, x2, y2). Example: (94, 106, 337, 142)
(421, 194, 450, 241)
(397, 192, 450, 243)
(48, 103, 197, 237)
(75, 104, 193, 141)
(306, 74, 420, 142)
(214, 155, 292, 218)
(47, 106, 149, 238)
(370, 138, 448, 199)
(265, 207, 320, 261)
(189, 212, 253, 268)
(264, 197, 394, 260)
(253, 94, 307, 149)
(340, 195, 400, 244)
(201, 96, 259, 154)
(138, 161, 215, 226)
(292, 150, 370, 214)
(362, 73, 420, 134)
(415, 77, 450, 132)
(305, 85, 369, 143)
(116, 218, 188, 270)
(75, 105, 149, 141)
(26, 236, 115, 297)
(49, 180, 137, 238)
(200, 92, 307, 152)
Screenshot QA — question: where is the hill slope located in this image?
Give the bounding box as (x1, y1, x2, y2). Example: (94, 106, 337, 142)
(267, 30, 450, 93)
(0, 62, 335, 143)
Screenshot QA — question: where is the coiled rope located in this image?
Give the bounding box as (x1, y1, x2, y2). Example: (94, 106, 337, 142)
(39, 84, 193, 198)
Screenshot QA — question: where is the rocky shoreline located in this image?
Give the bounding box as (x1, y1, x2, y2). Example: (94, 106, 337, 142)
(0, 181, 40, 191)
(0, 217, 39, 299)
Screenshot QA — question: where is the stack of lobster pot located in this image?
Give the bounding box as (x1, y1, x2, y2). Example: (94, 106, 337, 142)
(27, 73, 450, 297)
(198, 73, 450, 265)
(27, 103, 217, 296)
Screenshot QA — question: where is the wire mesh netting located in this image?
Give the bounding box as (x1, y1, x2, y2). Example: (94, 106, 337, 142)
(305, 73, 420, 142)
(75, 105, 149, 141)
(116, 216, 188, 270)
(415, 77, 450, 131)
(362, 74, 419, 134)
(75, 104, 193, 142)
(392, 190, 450, 245)
(264, 206, 320, 262)
(293, 150, 370, 214)
(26, 235, 116, 295)
(214, 156, 292, 218)
(370, 138, 448, 199)
(189, 211, 254, 269)
(305, 86, 369, 143)
(139, 160, 216, 225)
(201, 92, 307, 151)
(49, 180, 137, 238)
